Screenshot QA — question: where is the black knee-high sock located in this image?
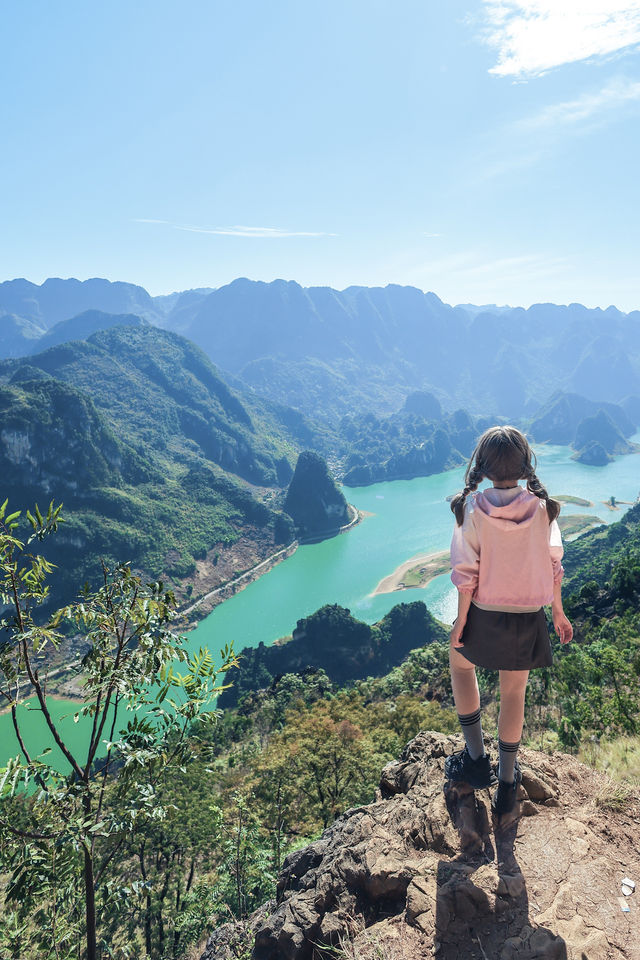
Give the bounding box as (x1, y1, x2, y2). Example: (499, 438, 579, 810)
(498, 738, 520, 783)
(457, 708, 485, 760)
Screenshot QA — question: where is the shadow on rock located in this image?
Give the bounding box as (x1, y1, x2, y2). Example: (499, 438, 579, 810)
(199, 731, 639, 960)
(430, 779, 567, 959)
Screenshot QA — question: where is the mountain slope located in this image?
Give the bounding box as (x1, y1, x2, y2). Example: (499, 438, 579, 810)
(529, 391, 637, 444)
(34, 309, 149, 352)
(200, 731, 640, 960)
(161, 279, 640, 421)
(1, 326, 303, 486)
(0, 314, 46, 357)
(0, 327, 324, 605)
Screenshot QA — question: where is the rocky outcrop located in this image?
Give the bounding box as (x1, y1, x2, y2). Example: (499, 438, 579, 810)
(343, 428, 463, 486)
(573, 441, 611, 466)
(402, 390, 443, 420)
(574, 410, 634, 457)
(284, 451, 352, 540)
(530, 392, 635, 446)
(200, 731, 640, 960)
(0, 378, 154, 494)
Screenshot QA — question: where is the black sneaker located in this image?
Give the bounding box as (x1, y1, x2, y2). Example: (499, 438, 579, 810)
(491, 760, 523, 816)
(444, 746, 497, 789)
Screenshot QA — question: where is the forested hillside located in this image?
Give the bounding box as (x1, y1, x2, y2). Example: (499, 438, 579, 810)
(1, 286, 639, 618)
(0, 326, 322, 602)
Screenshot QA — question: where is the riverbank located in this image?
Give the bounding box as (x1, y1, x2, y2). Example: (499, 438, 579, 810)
(3, 440, 640, 760)
(554, 494, 594, 507)
(372, 550, 450, 596)
(173, 502, 362, 627)
(1, 503, 366, 710)
(174, 540, 299, 628)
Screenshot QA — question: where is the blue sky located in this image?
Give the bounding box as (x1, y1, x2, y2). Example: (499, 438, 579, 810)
(2, 0, 640, 308)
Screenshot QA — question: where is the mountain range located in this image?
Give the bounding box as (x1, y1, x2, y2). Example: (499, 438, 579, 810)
(1, 276, 639, 606)
(2, 276, 640, 422)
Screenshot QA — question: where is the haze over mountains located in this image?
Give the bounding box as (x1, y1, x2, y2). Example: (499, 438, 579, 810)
(2, 276, 639, 423)
(1, 274, 639, 605)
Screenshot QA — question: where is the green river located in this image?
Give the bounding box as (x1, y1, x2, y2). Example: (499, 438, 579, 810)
(2, 437, 639, 770)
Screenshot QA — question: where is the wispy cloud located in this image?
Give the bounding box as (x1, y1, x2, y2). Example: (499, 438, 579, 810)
(132, 219, 335, 238)
(473, 76, 640, 181)
(415, 250, 569, 286)
(517, 76, 640, 128)
(423, 232, 443, 238)
(462, 252, 569, 279)
(174, 224, 336, 238)
(480, 1, 640, 77)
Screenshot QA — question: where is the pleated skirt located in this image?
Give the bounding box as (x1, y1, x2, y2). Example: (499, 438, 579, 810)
(457, 602, 553, 671)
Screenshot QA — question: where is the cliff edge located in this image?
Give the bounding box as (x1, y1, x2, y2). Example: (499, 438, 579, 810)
(200, 731, 640, 960)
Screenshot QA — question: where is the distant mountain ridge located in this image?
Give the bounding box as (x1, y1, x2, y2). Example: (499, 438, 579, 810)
(2, 276, 640, 422)
(0, 277, 164, 328)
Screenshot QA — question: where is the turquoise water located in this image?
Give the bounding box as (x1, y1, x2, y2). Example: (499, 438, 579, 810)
(2, 436, 639, 769)
(190, 435, 640, 647)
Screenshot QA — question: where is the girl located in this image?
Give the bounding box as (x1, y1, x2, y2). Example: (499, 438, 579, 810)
(445, 425, 573, 817)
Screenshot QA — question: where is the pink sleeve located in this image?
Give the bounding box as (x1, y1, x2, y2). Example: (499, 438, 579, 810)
(450, 508, 480, 594)
(549, 519, 564, 583)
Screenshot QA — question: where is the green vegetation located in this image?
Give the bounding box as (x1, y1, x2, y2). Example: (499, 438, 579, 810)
(0, 501, 237, 960)
(1, 492, 639, 957)
(557, 514, 603, 539)
(400, 556, 451, 588)
(340, 407, 475, 485)
(579, 735, 640, 788)
(0, 504, 456, 958)
(553, 494, 593, 506)
(0, 327, 315, 604)
(217, 601, 449, 708)
(283, 450, 349, 539)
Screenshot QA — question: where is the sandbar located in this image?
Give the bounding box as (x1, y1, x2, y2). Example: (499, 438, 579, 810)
(373, 550, 450, 596)
(557, 514, 604, 540)
(554, 494, 593, 507)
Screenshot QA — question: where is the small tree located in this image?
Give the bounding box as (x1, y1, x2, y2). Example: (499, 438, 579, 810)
(0, 500, 238, 959)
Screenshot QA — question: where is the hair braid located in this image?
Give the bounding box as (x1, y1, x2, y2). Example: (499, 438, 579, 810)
(525, 468, 560, 523)
(451, 464, 484, 525)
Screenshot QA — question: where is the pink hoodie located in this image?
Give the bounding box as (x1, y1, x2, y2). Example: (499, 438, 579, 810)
(450, 486, 564, 610)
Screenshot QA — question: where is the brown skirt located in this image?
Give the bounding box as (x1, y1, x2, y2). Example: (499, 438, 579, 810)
(457, 602, 553, 671)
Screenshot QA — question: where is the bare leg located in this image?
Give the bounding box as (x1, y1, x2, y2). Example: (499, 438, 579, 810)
(448, 645, 486, 759)
(449, 645, 480, 715)
(497, 669, 529, 742)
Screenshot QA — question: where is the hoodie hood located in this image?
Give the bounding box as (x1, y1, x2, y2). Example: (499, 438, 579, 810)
(472, 488, 544, 529)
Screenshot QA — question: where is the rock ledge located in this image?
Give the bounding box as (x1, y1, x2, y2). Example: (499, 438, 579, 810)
(201, 731, 640, 960)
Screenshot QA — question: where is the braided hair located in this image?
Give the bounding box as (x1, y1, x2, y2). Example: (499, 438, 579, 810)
(523, 462, 560, 523)
(450, 464, 484, 526)
(450, 425, 560, 525)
